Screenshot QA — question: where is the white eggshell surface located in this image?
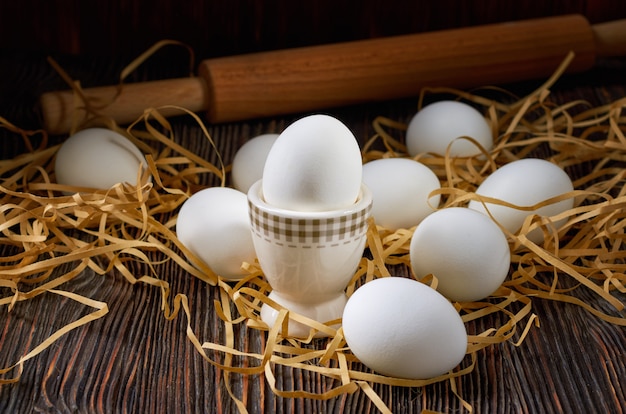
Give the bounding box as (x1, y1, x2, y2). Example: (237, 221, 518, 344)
(362, 158, 441, 229)
(406, 100, 493, 157)
(342, 277, 467, 380)
(176, 187, 256, 281)
(468, 158, 574, 243)
(55, 127, 147, 190)
(231, 133, 279, 193)
(262, 114, 363, 212)
(410, 207, 510, 302)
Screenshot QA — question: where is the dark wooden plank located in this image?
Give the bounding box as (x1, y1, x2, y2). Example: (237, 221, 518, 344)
(1, 1, 626, 59)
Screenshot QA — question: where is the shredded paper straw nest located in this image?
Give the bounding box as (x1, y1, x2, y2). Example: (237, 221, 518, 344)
(1, 50, 625, 413)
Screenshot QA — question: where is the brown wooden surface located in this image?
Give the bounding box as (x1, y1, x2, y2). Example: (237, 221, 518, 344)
(1, 48, 626, 414)
(1, 4, 626, 413)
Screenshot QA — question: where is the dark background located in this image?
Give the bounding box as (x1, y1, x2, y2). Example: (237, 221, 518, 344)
(2, 0, 626, 60)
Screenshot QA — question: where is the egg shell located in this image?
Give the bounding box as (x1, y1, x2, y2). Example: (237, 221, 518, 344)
(262, 114, 362, 212)
(231, 133, 279, 193)
(406, 100, 493, 157)
(467, 158, 574, 243)
(410, 207, 510, 302)
(342, 277, 467, 380)
(176, 187, 256, 281)
(362, 158, 441, 229)
(55, 128, 147, 190)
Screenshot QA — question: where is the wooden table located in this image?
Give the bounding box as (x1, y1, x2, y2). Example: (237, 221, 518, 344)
(1, 47, 625, 413)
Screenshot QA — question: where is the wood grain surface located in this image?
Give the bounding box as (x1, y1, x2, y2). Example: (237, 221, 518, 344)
(1, 7, 626, 412)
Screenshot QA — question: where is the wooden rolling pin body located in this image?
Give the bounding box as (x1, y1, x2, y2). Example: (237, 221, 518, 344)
(40, 14, 624, 134)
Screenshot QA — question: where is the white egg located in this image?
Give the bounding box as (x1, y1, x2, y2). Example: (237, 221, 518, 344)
(406, 100, 493, 157)
(55, 128, 148, 189)
(362, 158, 440, 229)
(262, 114, 362, 212)
(342, 277, 467, 379)
(468, 158, 574, 243)
(410, 207, 510, 302)
(176, 187, 256, 281)
(231, 133, 279, 193)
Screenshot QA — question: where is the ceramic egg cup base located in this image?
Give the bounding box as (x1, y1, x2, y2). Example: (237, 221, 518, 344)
(260, 291, 347, 338)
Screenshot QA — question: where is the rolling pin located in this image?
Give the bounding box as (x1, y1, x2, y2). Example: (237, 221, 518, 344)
(40, 14, 626, 135)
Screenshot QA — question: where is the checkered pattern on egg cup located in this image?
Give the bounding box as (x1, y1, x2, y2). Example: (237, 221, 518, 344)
(248, 180, 372, 301)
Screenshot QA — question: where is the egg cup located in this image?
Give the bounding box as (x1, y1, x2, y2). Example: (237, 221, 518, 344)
(247, 180, 372, 337)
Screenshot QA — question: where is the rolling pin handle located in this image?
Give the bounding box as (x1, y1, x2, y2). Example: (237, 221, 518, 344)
(592, 19, 626, 58)
(40, 77, 208, 135)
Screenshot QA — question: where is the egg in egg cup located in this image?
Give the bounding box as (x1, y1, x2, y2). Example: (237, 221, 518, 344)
(247, 180, 372, 338)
